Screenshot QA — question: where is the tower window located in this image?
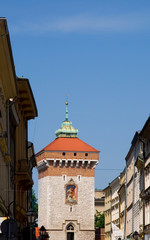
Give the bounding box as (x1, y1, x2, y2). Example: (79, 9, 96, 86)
(74, 153, 76, 156)
(85, 153, 88, 156)
(78, 175, 81, 181)
(67, 224, 74, 230)
(62, 152, 65, 156)
(63, 175, 66, 181)
(70, 206, 72, 212)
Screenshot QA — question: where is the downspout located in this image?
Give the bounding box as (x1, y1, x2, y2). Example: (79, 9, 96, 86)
(6, 100, 10, 214)
(26, 120, 29, 211)
(6, 98, 16, 217)
(14, 125, 16, 219)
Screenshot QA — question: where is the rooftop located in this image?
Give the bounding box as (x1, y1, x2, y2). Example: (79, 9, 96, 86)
(37, 137, 99, 155)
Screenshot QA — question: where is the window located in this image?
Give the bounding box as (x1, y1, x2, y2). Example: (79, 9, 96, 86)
(67, 224, 74, 231)
(74, 153, 76, 156)
(78, 175, 81, 181)
(63, 175, 66, 181)
(62, 152, 65, 156)
(85, 153, 88, 156)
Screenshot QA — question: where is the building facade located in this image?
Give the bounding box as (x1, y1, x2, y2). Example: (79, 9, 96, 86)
(103, 117, 150, 240)
(140, 117, 150, 240)
(125, 131, 144, 239)
(104, 186, 111, 240)
(0, 17, 38, 237)
(95, 190, 105, 214)
(36, 103, 99, 240)
(118, 168, 126, 239)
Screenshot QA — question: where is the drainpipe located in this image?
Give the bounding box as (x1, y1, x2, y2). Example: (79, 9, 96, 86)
(14, 126, 16, 219)
(6, 98, 16, 217)
(6, 100, 10, 213)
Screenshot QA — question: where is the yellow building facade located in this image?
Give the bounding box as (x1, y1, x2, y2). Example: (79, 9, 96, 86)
(0, 17, 37, 235)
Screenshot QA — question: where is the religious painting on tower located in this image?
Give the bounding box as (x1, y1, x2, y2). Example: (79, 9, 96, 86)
(65, 179, 77, 204)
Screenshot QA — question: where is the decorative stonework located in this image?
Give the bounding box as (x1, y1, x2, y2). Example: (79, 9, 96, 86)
(37, 158, 98, 170)
(36, 159, 49, 171)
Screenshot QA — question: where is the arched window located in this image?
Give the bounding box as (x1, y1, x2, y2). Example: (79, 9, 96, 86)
(67, 224, 74, 231)
(66, 224, 74, 240)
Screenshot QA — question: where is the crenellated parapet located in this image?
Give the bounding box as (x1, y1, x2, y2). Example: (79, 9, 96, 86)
(37, 158, 98, 171)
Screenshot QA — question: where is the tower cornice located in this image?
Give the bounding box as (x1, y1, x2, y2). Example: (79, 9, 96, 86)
(36, 158, 99, 171)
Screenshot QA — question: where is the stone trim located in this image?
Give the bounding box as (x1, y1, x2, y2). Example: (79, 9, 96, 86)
(36, 159, 49, 171)
(44, 158, 98, 169)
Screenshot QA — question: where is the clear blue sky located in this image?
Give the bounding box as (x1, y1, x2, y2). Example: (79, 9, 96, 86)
(1, 1, 150, 198)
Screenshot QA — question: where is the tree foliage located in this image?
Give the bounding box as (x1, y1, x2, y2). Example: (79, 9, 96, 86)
(95, 210, 105, 228)
(32, 189, 38, 216)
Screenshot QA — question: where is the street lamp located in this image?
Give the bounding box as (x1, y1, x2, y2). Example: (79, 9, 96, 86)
(39, 226, 49, 239)
(133, 231, 139, 240)
(26, 208, 36, 240)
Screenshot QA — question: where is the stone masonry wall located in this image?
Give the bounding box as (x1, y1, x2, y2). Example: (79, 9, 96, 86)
(38, 175, 95, 240)
(39, 163, 95, 178)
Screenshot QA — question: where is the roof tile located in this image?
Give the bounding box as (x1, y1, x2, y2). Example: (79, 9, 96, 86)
(37, 137, 100, 154)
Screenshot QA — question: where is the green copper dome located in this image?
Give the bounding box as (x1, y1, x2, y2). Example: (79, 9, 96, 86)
(55, 102, 78, 138)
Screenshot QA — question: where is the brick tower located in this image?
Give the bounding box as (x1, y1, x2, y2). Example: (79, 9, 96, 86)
(36, 102, 100, 240)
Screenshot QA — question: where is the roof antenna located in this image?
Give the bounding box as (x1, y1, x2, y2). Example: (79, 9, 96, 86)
(65, 94, 69, 121)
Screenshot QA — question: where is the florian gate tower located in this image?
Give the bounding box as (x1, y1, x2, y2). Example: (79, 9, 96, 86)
(36, 102, 100, 240)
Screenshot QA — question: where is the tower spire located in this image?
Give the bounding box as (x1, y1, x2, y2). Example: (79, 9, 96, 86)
(55, 97, 78, 138)
(65, 100, 68, 121)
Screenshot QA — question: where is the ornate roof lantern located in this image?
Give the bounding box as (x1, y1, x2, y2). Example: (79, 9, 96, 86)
(55, 101, 78, 138)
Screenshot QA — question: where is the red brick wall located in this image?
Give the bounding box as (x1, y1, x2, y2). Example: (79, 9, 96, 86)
(36, 150, 99, 178)
(39, 163, 95, 178)
(36, 150, 99, 162)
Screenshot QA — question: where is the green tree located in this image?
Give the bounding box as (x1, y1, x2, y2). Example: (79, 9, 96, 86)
(32, 189, 38, 216)
(95, 210, 105, 228)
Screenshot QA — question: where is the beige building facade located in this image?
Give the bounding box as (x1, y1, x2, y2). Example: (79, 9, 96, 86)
(104, 186, 111, 240)
(125, 131, 144, 239)
(118, 168, 126, 238)
(140, 117, 150, 240)
(95, 190, 105, 214)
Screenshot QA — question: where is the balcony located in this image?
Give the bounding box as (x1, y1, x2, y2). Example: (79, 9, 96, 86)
(16, 159, 33, 190)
